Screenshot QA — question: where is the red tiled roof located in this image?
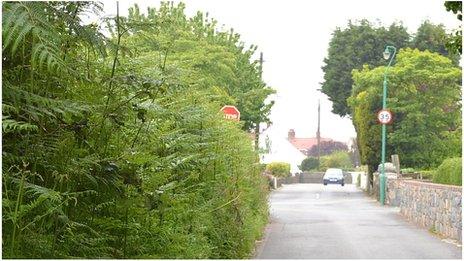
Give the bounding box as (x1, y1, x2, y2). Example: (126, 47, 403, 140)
(288, 137, 332, 151)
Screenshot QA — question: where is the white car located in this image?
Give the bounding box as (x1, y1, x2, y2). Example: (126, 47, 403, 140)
(323, 168, 345, 186)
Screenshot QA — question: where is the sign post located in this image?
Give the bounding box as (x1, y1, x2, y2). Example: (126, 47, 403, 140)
(379, 45, 397, 205)
(220, 105, 240, 121)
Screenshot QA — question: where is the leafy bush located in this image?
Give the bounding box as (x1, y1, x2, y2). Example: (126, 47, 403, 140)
(258, 163, 267, 173)
(419, 170, 434, 180)
(2, 2, 272, 259)
(266, 162, 291, 178)
(356, 173, 361, 187)
(308, 140, 348, 156)
(300, 157, 319, 171)
(433, 157, 462, 186)
(401, 168, 415, 174)
(320, 151, 353, 171)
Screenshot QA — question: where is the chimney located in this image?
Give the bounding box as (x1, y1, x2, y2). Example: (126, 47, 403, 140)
(288, 129, 295, 140)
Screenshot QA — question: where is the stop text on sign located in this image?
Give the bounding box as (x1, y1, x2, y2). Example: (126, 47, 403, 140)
(377, 109, 393, 124)
(220, 105, 240, 121)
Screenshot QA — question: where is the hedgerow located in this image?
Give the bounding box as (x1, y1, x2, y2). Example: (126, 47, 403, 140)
(2, 2, 271, 258)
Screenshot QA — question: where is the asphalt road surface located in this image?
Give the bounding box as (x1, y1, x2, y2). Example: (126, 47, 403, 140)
(255, 184, 462, 259)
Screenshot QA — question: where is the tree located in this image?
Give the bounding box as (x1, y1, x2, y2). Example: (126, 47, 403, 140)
(411, 21, 460, 63)
(444, 1, 462, 54)
(319, 151, 353, 170)
(321, 20, 410, 117)
(300, 157, 319, 171)
(308, 140, 348, 157)
(124, 4, 275, 134)
(348, 137, 361, 167)
(349, 49, 461, 185)
(322, 19, 459, 117)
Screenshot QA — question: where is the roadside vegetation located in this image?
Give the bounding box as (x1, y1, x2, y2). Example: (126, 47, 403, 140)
(300, 151, 354, 172)
(265, 162, 291, 178)
(2, 2, 272, 258)
(433, 157, 462, 186)
(349, 49, 461, 184)
(300, 139, 358, 172)
(322, 9, 462, 187)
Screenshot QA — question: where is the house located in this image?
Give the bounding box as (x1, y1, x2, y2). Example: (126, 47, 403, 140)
(287, 129, 332, 156)
(260, 130, 307, 175)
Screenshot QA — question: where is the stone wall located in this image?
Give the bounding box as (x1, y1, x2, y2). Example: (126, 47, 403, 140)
(299, 172, 324, 183)
(276, 175, 300, 187)
(386, 178, 462, 242)
(275, 172, 353, 187)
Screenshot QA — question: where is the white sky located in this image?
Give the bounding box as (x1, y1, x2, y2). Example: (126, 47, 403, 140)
(101, 0, 460, 146)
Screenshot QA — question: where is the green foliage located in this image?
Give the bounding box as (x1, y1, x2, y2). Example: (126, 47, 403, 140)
(258, 163, 267, 173)
(307, 140, 348, 157)
(420, 170, 434, 180)
(411, 21, 460, 63)
(2, 1, 271, 258)
(320, 151, 353, 171)
(123, 3, 275, 134)
(300, 157, 319, 171)
(356, 173, 361, 187)
(321, 20, 410, 116)
(401, 168, 415, 174)
(349, 49, 461, 174)
(444, 1, 462, 54)
(433, 157, 462, 186)
(322, 19, 459, 117)
(265, 162, 291, 178)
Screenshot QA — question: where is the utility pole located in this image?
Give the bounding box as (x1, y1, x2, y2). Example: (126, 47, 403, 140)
(317, 100, 321, 167)
(254, 52, 264, 151)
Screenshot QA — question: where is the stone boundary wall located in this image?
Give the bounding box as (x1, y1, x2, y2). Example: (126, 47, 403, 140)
(299, 172, 324, 183)
(275, 172, 354, 187)
(387, 179, 462, 242)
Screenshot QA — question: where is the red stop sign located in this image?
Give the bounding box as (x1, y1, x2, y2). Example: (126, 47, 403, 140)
(220, 105, 240, 121)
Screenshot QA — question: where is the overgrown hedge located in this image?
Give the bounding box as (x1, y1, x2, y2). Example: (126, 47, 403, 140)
(266, 162, 291, 178)
(2, 2, 271, 258)
(433, 157, 462, 186)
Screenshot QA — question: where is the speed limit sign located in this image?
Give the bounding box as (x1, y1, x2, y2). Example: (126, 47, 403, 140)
(377, 109, 393, 124)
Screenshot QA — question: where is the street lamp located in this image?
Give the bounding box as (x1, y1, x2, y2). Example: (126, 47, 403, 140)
(380, 45, 396, 205)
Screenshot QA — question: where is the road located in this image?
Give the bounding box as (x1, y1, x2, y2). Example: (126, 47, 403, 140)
(255, 184, 462, 259)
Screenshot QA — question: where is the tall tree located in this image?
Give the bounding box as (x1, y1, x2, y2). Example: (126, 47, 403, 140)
(444, 1, 462, 54)
(307, 140, 348, 157)
(411, 21, 460, 63)
(349, 48, 461, 188)
(124, 3, 275, 134)
(321, 20, 410, 117)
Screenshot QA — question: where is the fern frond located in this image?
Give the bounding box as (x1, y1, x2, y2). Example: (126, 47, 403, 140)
(32, 42, 66, 73)
(2, 117, 38, 133)
(2, 9, 29, 52)
(2, 103, 19, 114)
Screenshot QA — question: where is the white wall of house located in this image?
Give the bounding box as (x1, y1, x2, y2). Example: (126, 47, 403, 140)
(260, 135, 306, 175)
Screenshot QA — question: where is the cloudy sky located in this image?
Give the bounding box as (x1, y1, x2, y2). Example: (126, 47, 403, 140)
(102, 0, 460, 146)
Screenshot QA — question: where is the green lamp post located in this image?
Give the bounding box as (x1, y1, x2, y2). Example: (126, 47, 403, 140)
(379, 45, 396, 205)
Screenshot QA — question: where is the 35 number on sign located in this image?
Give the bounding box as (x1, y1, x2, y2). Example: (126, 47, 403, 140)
(377, 109, 393, 124)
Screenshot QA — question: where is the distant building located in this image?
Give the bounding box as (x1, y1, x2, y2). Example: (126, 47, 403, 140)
(260, 133, 306, 175)
(287, 129, 332, 156)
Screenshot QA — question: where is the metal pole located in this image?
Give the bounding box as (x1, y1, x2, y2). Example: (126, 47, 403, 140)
(317, 100, 320, 167)
(254, 52, 264, 151)
(380, 78, 387, 205)
(380, 46, 396, 205)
